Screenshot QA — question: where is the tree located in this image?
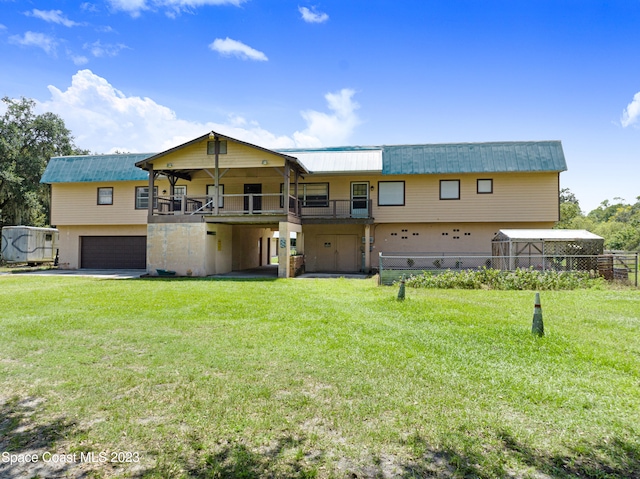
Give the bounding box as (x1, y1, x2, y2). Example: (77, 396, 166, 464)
(556, 188, 583, 229)
(0, 97, 86, 227)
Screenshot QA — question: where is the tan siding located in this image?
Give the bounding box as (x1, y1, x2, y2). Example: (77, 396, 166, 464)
(150, 139, 286, 170)
(371, 172, 559, 223)
(51, 180, 172, 225)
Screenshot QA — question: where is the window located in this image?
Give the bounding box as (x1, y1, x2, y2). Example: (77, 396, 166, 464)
(440, 180, 460, 200)
(206, 184, 225, 208)
(97, 187, 113, 205)
(135, 186, 158, 209)
(477, 179, 493, 194)
(378, 181, 405, 206)
(174, 185, 186, 197)
(207, 140, 227, 155)
(281, 183, 329, 207)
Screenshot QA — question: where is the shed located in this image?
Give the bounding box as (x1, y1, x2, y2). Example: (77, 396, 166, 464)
(1, 226, 59, 263)
(491, 229, 604, 271)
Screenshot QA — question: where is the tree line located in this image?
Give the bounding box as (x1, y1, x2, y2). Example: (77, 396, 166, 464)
(1, 96, 638, 251)
(557, 189, 640, 251)
(0, 97, 87, 228)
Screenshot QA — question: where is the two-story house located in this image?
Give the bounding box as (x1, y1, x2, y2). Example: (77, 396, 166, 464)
(41, 132, 567, 277)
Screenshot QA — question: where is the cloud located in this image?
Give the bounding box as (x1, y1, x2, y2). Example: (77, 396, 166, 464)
(106, 0, 245, 17)
(209, 37, 268, 61)
(26, 9, 81, 27)
(83, 40, 129, 57)
(293, 89, 361, 147)
(37, 70, 361, 153)
(298, 6, 329, 24)
(9, 31, 57, 55)
(621, 91, 640, 128)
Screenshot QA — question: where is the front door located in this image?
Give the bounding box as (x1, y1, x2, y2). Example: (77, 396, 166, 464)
(244, 184, 262, 213)
(351, 182, 369, 218)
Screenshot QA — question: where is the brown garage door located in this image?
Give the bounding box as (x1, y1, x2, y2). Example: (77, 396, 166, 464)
(80, 236, 146, 269)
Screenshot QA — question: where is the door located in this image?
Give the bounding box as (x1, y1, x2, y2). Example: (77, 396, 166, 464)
(316, 234, 358, 272)
(80, 236, 146, 269)
(351, 182, 369, 218)
(244, 184, 262, 212)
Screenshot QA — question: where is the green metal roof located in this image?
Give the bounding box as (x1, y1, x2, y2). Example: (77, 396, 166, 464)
(381, 141, 567, 175)
(41, 153, 155, 183)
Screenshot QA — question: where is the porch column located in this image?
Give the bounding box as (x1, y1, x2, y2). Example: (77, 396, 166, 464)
(284, 161, 291, 214)
(147, 163, 154, 220)
(364, 224, 371, 273)
(278, 221, 291, 278)
(214, 135, 220, 215)
(294, 169, 300, 216)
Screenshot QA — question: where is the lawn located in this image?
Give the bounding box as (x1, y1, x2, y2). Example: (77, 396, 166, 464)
(0, 276, 639, 478)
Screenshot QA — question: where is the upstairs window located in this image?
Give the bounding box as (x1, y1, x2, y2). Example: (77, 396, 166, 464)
(378, 181, 405, 206)
(281, 183, 329, 207)
(440, 180, 460, 200)
(97, 187, 113, 205)
(135, 186, 158, 209)
(477, 179, 493, 194)
(207, 140, 228, 155)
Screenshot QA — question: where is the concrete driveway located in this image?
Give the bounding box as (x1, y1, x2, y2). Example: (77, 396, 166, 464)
(6, 269, 147, 279)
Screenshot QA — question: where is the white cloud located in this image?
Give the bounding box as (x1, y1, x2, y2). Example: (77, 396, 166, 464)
(84, 40, 129, 57)
(106, 0, 245, 17)
(37, 70, 360, 153)
(27, 9, 81, 27)
(621, 91, 640, 128)
(298, 6, 329, 24)
(293, 89, 360, 147)
(209, 37, 268, 62)
(9, 31, 57, 55)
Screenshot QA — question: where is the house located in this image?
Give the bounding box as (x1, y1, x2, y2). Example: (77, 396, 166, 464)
(41, 133, 567, 277)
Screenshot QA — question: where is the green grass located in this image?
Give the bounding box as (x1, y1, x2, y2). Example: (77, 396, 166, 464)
(0, 276, 639, 478)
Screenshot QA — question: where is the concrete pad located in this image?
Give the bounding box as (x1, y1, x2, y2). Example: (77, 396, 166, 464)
(10, 269, 147, 279)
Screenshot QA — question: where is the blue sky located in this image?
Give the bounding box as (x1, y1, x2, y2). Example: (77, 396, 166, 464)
(1, 0, 639, 212)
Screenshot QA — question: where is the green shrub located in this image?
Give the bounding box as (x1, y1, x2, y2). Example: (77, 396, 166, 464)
(405, 267, 606, 291)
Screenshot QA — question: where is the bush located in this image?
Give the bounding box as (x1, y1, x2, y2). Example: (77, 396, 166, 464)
(404, 267, 606, 291)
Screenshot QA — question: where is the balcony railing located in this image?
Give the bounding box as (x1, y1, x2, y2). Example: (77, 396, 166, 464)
(153, 195, 372, 219)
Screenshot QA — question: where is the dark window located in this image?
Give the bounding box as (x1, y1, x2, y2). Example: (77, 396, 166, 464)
(97, 187, 113, 205)
(135, 186, 158, 209)
(281, 183, 329, 207)
(207, 140, 228, 155)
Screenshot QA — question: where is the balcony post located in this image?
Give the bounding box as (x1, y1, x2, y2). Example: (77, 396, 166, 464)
(284, 161, 291, 215)
(147, 163, 154, 220)
(364, 224, 371, 273)
(214, 135, 220, 216)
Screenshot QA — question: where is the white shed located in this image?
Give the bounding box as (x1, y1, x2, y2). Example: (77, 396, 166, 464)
(1, 226, 59, 264)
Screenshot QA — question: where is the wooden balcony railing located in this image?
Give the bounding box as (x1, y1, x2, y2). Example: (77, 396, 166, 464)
(153, 195, 372, 219)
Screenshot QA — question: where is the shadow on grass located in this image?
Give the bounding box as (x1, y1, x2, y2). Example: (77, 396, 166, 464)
(142, 435, 321, 479)
(397, 431, 640, 479)
(0, 396, 79, 479)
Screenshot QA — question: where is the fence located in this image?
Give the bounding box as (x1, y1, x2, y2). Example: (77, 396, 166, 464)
(378, 252, 639, 286)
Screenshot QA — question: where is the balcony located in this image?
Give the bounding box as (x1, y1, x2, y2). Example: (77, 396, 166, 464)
(151, 195, 372, 223)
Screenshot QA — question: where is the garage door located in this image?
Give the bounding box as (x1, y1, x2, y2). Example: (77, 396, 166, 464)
(80, 236, 146, 269)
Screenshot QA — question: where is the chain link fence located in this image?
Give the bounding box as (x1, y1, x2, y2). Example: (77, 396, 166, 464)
(378, 252, 639, 286)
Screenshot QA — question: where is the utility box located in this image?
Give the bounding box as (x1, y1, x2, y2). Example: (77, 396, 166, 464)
(1, 226, 59, 264)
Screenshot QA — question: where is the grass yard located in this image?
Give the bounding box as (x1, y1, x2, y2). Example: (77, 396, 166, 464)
(0, 276, 639, 478)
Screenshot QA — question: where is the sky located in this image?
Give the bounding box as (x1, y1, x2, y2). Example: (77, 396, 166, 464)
(1, 0, 639, 213)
